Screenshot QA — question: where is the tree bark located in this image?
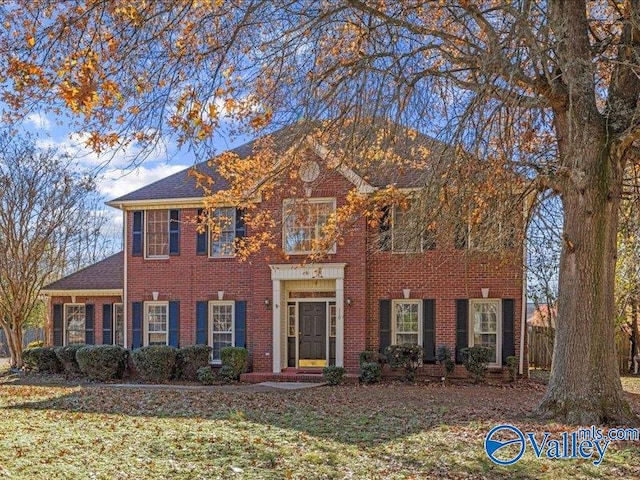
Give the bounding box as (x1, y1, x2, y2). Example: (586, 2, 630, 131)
(537, 118, 635, 424)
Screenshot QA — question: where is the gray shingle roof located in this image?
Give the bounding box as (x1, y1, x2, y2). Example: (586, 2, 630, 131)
(42, 252, 124, 291)
(108, 121, 449, 203)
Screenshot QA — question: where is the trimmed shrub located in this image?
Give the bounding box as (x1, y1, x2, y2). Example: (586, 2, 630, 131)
(26, 340, 44, 349)
(76, 345, 128, 381)
(131, 345, 178, 383)
(322, 365, 346, 385)
(506, 355, 518, 382)
(22, 347, 61, 373)
(461, 346, 494, 384)
(55, 344, 85, 374)
(175, 345, 212, 380)
(435, 345, 455, 382)
(197, 366, 216, 385)
(218, 365, 237, 383)
(384, 344, 424, 382)
(359, 350, 386, 366)
(359, 362, 381, 384)
(220, 347, 248, 381)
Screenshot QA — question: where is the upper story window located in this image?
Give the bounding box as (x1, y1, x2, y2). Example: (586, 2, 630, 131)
(211, 207, 236, 257)
(132, 210, 180, 258)
(283, 198, 336, 255)
(380, 205, 436, 253)
(196, 207, 246, 258)
(146, 210, 169, 257)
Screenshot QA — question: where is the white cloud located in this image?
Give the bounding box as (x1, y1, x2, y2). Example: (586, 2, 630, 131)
(26, 112, 51, 131)
(97, 164, 190, 200)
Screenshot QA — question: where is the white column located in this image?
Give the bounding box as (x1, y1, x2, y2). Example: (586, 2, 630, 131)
(335, 277, 344, 367)
(272, 279, 281, 373)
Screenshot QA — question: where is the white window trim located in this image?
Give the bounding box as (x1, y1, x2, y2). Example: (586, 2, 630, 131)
(144, 209, 170, 260)
(208, 207, 237, 259)
(282, 197, 337, 255)
(391, 299, 422, 346)
(63, 303, 86, 346)
(143, 301, 169, 346)
(468, 298, 502, 367)
(113, 303, 124, 347)
(208, 300, 235, 364)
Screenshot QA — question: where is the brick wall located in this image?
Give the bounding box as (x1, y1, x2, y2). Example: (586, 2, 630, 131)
(48, 295, 122, 345)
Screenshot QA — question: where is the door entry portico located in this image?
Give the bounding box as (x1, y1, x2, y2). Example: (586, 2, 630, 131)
(298, 302, 327, 367)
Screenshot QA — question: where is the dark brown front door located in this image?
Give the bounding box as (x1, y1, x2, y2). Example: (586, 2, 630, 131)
(299, 302, 327, 363)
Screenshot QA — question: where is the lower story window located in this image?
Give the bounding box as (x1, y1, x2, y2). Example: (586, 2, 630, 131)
(469, 299, 501, 364)
(65, 304, 86, 345)
(210, 301, 235, 362)
(393, 300, 421, 345)
(114, 303, 124, 347)
(145, 302, 168, 346)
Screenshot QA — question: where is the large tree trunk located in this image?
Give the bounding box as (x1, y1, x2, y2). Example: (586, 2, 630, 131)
(3, 320, 24, 370)
(537, 119, 635, 424)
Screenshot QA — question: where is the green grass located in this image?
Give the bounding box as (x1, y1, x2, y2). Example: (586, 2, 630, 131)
(0, 377, 639, 479)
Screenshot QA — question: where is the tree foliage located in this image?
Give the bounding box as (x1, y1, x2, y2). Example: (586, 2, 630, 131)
(3, 1, 640, 423)
(0, 135, 98, 369)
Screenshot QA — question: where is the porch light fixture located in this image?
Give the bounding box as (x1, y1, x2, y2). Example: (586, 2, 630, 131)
(152, 291, 159, 301)
(264, 298, 271, 308)
(346, 298, 352, 306)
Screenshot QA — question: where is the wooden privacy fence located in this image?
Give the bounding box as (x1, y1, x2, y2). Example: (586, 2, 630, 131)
(528, 325, 632, 374)
(0, 328, 44, 357)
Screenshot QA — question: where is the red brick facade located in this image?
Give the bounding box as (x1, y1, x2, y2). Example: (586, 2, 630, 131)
(45, 149, 525, 376)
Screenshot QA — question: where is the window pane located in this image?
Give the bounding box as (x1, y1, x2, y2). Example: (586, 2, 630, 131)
(212, 333, 233, 361)
(146, 210, 169, 257)
(472, 301, 499, 363)
(211, 207, 236, 257)
(146, 304, 167, 345)
(394, 301, 420, 345)
(329, 303, 336, 337)
(284, 199, 335, 253)
(287, 304, 296, 337)
(65, 305, 86, 345)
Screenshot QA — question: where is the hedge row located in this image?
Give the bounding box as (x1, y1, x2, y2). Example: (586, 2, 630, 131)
(21, 344, 246, 384)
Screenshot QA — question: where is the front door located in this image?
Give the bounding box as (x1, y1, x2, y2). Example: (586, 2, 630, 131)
(299, 302, 327, 367)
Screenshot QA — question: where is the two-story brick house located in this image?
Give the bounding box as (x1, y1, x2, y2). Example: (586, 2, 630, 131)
(42, 125, 526, 378)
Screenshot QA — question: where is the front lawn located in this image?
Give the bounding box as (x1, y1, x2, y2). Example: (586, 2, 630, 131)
(0, 377, 640, 479)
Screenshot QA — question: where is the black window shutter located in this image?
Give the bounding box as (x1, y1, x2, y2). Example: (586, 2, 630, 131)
(379, 299, 392, 352)
(502, 299, 516, 365)
(132, 302, 142, 348)
(235, 301, 247, 348)
(102, 304, 113, 345)
(169, 209, 180, 255)
(132, 211, 143, 256)
(379, 207, 391, 251)
(85, 304, 95, 345)
(455, 299, 469, 364)
(196, 208, 208, 255)
(53, 304, 63, 346)
(235, 208, 246, 238)
(196, 301, 208, 345)
(169, 301, 180, 347)
(422, 299, 436, 363)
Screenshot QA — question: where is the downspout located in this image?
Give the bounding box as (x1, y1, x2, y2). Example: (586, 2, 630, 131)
(122, 205, 128, 349)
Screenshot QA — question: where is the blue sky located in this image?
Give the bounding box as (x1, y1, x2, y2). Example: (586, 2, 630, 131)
(21, 111, 250, 251)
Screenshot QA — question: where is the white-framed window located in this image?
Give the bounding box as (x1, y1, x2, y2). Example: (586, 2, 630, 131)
(144, 302, 168, 346)
(469, 299, 502, 365)
(145, 209, 169, 258)
(209, 301, 235, 363)
(283, 198, 336, 254)
(113, 303, 124, 347)
(210, 207, 236, 257)
(391, 205, 436, 253)
(329, 303, 337, 337)
(64, 304, 86, 345)
(392, 300, 422, 345)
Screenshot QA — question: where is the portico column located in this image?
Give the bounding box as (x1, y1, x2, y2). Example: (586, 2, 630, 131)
(336, 277, 344, 367)
(272, 279, 281, 373)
